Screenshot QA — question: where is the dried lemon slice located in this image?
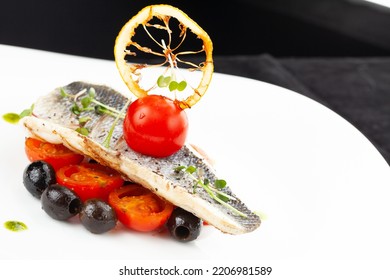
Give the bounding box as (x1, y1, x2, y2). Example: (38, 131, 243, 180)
(114, 4, 214, 109)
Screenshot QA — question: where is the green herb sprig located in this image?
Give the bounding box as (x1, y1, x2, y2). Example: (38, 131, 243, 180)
(157, 75, 187, 92)
(2, 104, 34, 124)
(157, 39, 188, 93)
(61, 87, 131, 147)
(60, 88, 125, 119)
(174, 165, 247, 218)
(102, 98, 130, 148)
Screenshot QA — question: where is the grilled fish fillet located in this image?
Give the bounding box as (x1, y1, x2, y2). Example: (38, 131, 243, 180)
(21, 81, 261, 235)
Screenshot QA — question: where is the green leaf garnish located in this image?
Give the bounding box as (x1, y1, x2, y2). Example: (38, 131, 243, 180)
(88, 87, 96, 98)
(169, 81, 178, 91)
(60, 88, 70, 98)
(20, 104, 34, 118)
(185, 165, 197, 174)
(81, 96, 92, 108)
(177, 80, 187, 91)
(217, 193, 230, 202)
(2, 113, 21, 124)
(78, 116, 91, 125)
(71, 104, 81, 115)
(75, 127, 89, 136)
(157, 74, 187, 92)
(169, 80, 187, 91)
(157, 75, 171, 87)
(2, 104, 34, 124)
(174, 166, 186, 172)
(94, 105, 104, 115)
(102, 98, 131, 148)
(215, 179, 227, 189)
(174, 165, 247, 218)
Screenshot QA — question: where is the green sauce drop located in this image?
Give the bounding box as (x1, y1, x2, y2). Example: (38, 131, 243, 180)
(4, 220, 28, 232)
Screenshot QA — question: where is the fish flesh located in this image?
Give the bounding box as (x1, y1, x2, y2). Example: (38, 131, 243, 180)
(21, 81, 261, 235)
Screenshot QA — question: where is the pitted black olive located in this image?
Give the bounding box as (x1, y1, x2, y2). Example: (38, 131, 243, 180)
(79, 199, 117, 234)
(41, 184, 82, 220)
(166, 207, 202, 242)
(23, 160, 56, 198)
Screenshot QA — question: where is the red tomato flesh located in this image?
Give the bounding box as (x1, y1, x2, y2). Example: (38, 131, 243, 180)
(123, 95, 188, 158)
(25, 137, 84, 170)
(56, 163, 124, 202)
(108, 184, 174, 232)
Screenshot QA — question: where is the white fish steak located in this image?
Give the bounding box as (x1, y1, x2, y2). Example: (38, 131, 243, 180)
(21, 81, 261, 235)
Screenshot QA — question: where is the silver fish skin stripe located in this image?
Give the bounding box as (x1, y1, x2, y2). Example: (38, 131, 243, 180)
(23, 81, 261, 235)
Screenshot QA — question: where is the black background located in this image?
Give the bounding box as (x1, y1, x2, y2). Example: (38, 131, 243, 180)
(1, 0, 390, 59)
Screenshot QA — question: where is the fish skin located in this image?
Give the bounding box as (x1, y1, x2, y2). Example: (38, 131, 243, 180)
(22, 81, 261, 235)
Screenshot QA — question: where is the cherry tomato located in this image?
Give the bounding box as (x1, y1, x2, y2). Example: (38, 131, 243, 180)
(123, 95, 188, 158)
(108, 184, 174, 232)
(56, 163, 124, 202)
(25, 137, 84, 170)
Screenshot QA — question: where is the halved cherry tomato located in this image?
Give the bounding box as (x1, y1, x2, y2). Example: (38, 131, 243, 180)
(56, 163, 124, 202)
(108, 184, 174, 232)
(25, 137, 84, 170)
(123, 95, 188, 158)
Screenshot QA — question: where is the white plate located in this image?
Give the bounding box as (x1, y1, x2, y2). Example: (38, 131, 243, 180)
(1, 45, 390, 261)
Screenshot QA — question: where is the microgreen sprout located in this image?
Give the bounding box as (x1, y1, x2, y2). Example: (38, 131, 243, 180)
(102, 98, 131, 148)
(75, 116, 91, 136)
(157, 39, 188, 93)
(2, 113, 21, 124)
(2, 104, 34, 124)
(168, 80, 187, 92)
(60, 87, 130, 147)
(61, 87, 125, 119)
(78, 116, 92, 125)
(75, 127, 89, 136)
(157, 75, 187, 92)
(157, 75, 171, 87)
(174, 165, 247, 218)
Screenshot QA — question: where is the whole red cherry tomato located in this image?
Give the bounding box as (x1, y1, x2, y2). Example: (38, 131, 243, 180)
(123, 95, 188, 158)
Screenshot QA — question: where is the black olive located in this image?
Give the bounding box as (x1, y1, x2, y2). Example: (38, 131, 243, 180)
(23, 160, 56, 198)
(41, 184, 82, 221)
(166, 207, 202, 242)
(79, 199, 117, 234)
